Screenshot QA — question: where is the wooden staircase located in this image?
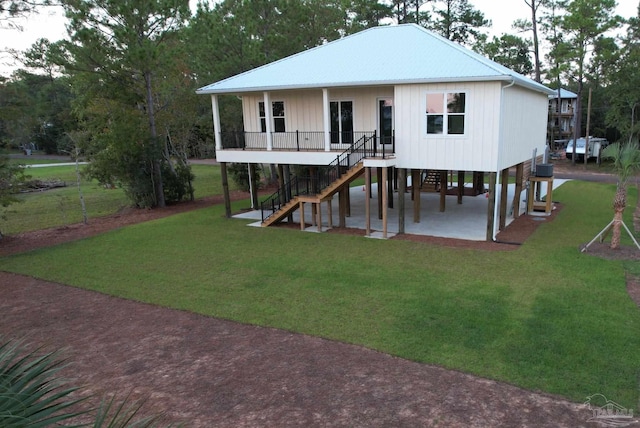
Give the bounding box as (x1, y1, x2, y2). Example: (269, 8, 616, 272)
(261, 162, 364, 227)
(420, 169, 441, 192)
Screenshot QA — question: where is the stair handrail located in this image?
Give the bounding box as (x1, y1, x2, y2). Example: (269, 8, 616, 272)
(260, 132, 375, 223)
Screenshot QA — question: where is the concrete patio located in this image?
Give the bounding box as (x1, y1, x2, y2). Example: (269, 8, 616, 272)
(234, 179, 569, 241)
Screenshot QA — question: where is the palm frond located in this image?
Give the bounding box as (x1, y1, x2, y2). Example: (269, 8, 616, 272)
(602, 140, 640, 186)
(0, 338, 87, 428)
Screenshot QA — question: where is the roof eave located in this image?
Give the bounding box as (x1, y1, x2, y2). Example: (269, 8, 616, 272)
(196, 75, 555, 95)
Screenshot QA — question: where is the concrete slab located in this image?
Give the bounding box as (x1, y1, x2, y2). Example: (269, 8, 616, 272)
(233, 179, 569, 241)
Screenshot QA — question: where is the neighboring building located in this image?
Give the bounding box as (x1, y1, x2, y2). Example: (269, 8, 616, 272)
(548, 88, 578, 148)
(197, 24, 555, 241)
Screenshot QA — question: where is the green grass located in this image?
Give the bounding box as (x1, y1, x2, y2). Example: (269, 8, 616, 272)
(0, 164, 238, 234)
(1, 179, 640, 408)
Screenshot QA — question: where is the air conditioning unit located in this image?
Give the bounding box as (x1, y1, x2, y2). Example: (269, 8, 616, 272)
(535, 163, 554, 177)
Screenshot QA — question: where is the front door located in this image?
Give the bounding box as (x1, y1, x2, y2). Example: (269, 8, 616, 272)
(378, 98, 393, 151)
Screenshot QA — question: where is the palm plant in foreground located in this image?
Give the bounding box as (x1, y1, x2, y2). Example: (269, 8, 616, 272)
(0, 338, 173, 427)
(0, 339, 84, 427)
(601, 140, 640, 249)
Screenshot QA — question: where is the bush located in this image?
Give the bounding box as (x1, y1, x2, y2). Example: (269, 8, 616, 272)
(227, 163, 261, 192)
(162, 162, 195, 205)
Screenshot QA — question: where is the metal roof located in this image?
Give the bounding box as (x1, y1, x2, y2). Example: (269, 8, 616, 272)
(196, 24, 554, 96)
(547, 88, 578, 99)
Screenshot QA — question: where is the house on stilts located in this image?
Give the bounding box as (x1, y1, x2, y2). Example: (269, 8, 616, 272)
(196, 24, 555, 241)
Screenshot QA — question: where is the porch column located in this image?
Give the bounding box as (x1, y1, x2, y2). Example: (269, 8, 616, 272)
(210, 95, 222, 152)
(263, 92, 273, 151)
(322, 88, 331, 151)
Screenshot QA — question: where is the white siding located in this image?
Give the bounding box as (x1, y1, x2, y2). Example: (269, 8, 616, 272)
(499, 86, 548, 170)
(394, 82, 502, 171)
(241, 87, 393, 134)
(237, 83, 548, 172)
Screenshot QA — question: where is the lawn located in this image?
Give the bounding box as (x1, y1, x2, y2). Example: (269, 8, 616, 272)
(0, 163, 236, 234)
(0, 177, 639, 408)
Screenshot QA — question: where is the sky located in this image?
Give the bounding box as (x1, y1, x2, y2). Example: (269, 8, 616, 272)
(1, 0, 637, 76)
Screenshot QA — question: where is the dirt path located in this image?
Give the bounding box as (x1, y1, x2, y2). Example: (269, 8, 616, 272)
(0, 272, 591, 427)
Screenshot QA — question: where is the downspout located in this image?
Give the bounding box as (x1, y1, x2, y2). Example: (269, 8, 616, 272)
(493, 79, 516, 242)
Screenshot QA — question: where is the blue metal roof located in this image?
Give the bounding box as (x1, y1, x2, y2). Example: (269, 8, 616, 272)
(197, 24, 554, 95)
(548, 88, 578, 99)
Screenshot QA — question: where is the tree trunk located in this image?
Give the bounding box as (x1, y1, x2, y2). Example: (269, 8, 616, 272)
(634, 183, 640, 233)
(145, 71, 165, 208)
(529, 0, 541, 82)
(611, 208, 624, 249)
(611, 184, 627, 249)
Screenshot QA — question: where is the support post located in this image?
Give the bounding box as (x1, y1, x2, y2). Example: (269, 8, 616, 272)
(439, 170, 447, 212)
(339, 188, 346, 228)
(382, 166, 388, 238)
(220, 162, 232, 218)
(486, 172, 497, 241)
(377, 167, 383, 220)
(398, 168, 406, 234)
(412, 169, 420, 223)
(513, 163, 524, 219)
(387, 167, 394, 208)
(365, 167, 371, 236)
(299, 201, 305, 230)
(499, 168, 509, 230)
(457, 170, 465, 204)
(248, 163, 259, 210)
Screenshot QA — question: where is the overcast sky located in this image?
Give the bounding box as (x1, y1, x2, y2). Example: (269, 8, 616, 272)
(1, 0, 637, 76)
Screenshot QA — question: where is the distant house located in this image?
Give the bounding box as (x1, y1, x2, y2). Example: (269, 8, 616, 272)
(548, 88, 578, 147)
(197, 24, 555, 241)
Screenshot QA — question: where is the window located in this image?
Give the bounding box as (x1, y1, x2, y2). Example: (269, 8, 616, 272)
(330, 101, 353, 144)
(426, 92, 466, 135)
(259, 101, 286, 132)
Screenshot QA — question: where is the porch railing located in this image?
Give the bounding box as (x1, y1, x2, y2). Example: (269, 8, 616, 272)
(260, 132, 378, 222)
(220, 130, 394, 155)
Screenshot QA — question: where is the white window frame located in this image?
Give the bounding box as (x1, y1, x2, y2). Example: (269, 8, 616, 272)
(259, 101, 286, 133)
(425, 91, 467, 137)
